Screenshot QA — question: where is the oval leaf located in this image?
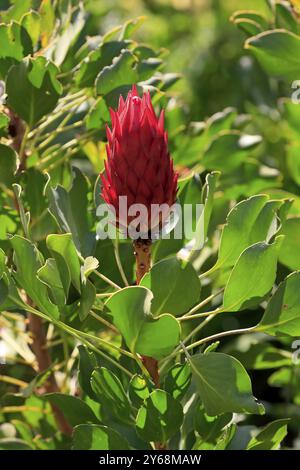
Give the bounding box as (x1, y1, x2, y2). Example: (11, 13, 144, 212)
(190, 352, 264, 416)
(105, 286, 181, 359)
(223, 237, 283, 311)
(141, 257, 201, 316)
(260, 271, 300, 337)
(136, 390, 183, 443)
(72, 424, 130, 450)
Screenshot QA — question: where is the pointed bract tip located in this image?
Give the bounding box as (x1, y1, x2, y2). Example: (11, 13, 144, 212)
(132, 84, 139, 97)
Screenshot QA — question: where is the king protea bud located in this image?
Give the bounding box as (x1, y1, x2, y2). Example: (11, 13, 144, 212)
(100, 85, 178, 236)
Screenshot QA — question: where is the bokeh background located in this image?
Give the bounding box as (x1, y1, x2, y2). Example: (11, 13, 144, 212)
(84, 0, 269, 118)
(1, 0, 299, 450)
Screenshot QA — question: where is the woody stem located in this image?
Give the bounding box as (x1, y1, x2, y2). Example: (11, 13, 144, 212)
(133, 239, 160, 387)
(133, 238, 167, 450)
(28, 310, 73, 436)
(133, 238, 152, 284)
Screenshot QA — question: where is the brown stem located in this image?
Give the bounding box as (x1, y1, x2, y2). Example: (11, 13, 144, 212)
(28, 308, 72, 436)
(133, 238, 152, 284)
(133, 240, 160, 386)
(141, 355, 160, 388)
(6, 107, 26, 154)
(2, 106, 28, 172)
(133, 238, 166, 449)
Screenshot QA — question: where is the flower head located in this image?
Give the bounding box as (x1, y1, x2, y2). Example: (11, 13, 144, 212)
(100, 85, 178, 235)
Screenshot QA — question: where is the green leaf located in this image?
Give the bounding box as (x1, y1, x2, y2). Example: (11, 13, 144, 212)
(177, 172, 203, 205)
(76, 40, 128, 87)
(286, 142, 300, 186)
(94, 238, 135, 288)
(202, 131, 262, 171)
(44, 393, 98, 426)
(230, 10, 268, 30)
(37, 258, 66, 306)
(72, 424, 130, 450)
(0, 249, 9, 304)
(12, 184, 30, 239)
(279, 218, 300, 271)
(275, 3, 300, 34)
(194, 423, 236, 450)
(78, 346, 98, 399)
(0, 248, 7, 272)
(128, 374, 151, 408)
(228, 343, 292, 370)
(0, 144, 17, 187)
(21, 168, 48, 219)
(201, 171, 220, 241)
(96, 49, 138, 96)
(11, 420, 33, 443)
(0, 438, 34, 450)
(263, 189, 300, 216)
(46, 234, 96, 321)
(204, 341, 220, 354)
(151, 172, 205, 262)
(6, 56, 62, 127)
(246, 419, 289, 450)
(51, 4, 86, 66)
(144, 72, 180, 91)
(245, 30, 300, 80)
(0, 21, 32, 61)
(91, 367, 132, 423)
(47, 233, 81, 294)
(39, 0, 55, 48)
(0, 282, 9, 309)
(230, 10, 268, 36)
(10, 235, 60, 319)
(141, 257, 201, 316)
(206, 107, 237, 137)
(136, 390, 183, 443)
(46, 168, 95, 257)
(190, 353, 264, 416)
(173, 124, 207, 166)
(0, 246, 24, 310)
(78, 279, 96, 321)
(194, 403, 232, 444)
(2, 0, 33, 22)
(137, 57, 163, 81)
(0, 112, 9, 136)
(105, 286, 181, 359)
(281, 98, 300, 138)
(259, 272, 300, 337)
(85, 97, 110, 130)
(218, 195, 268, 268)
(233, 18, 263, 36)
(223, 237, 283, 311)
(213, 424, 237, 450)
(21, 10, 41, 46)
(18, 368, 52, 399)
(268, 368, 300, 405)
(215, 195, 286, 270)
(164, 362, 191, 400)
(119, 16, 146, 40)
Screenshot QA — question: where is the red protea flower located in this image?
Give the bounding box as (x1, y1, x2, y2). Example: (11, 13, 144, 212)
(100, 85, 178, 235)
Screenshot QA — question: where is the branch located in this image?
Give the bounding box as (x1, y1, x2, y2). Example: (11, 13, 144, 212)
(28, 311, 73, 436)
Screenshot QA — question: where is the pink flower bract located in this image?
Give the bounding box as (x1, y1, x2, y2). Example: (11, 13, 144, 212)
(100, 85, 178, 233)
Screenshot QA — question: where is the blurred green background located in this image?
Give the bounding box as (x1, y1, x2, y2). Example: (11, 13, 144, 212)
(84, 0, 269, 118)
